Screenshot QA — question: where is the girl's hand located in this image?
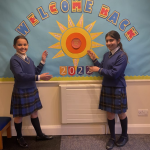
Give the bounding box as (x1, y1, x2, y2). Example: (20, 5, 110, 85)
(87, 50, 96, 60)
(42, 50, 48, 63)
(89, 66, 100, 72)
(40, 73, 53, 81)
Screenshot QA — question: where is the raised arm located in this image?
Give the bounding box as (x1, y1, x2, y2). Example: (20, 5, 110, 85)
(87, 50, 104, 68)
(35, 50, 53, 80)
(35, 50, 48, 74)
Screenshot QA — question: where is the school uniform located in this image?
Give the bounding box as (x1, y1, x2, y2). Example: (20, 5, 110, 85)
(10, 53, 44, 117)
(93, 47, 128, 114)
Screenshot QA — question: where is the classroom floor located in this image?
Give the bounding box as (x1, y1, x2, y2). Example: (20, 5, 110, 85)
(2, 134, 150, 150)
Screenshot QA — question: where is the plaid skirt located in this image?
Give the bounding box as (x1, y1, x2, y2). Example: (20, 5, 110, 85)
(99, 86, 128, 114)
(10, 87, 43, 117)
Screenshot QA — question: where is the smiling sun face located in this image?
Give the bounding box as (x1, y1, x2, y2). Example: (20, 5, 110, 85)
(48, 14, 104, 69)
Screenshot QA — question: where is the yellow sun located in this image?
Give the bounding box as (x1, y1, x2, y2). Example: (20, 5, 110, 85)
(48, 14, 104, 69)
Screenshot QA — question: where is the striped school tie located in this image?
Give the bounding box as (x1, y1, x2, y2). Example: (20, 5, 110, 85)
(109, 52, 112, 58)
(25, 57, 29, 63)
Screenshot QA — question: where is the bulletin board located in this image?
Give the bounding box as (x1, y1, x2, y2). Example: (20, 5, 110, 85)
(0, 0, 150, 81)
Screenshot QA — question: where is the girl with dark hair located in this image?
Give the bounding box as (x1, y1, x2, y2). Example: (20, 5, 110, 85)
(87, 30, 128, 150)
(10, 35, 53, 148)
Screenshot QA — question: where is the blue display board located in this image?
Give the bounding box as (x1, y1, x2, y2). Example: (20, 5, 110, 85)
(0, 0, 150, 81)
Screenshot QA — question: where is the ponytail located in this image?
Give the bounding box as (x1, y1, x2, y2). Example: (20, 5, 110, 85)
(118, 42, 128, 62)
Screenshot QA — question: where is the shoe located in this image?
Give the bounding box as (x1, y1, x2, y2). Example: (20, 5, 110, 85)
(36, 133, 53, 140)
(106, 138, 115, 150)
(115, 135, 128, 147)
(17, 137, 28, 148)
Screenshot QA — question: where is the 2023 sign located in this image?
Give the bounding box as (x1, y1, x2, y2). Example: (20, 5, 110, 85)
(60, 66, 93, 76)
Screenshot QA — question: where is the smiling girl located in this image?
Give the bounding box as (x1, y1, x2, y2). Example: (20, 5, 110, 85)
(10, 35, 53, 148)
(87, 30, 128, 150)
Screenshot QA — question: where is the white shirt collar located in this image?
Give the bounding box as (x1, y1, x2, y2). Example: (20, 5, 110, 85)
(110, 46, 120, 55)
(16, 52, 27, 60)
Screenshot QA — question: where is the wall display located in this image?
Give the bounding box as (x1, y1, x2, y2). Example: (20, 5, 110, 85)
(0, 0, 150, 81)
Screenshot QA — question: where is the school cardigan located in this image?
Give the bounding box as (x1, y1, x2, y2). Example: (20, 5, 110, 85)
(10, 54, 44, 89)
(93, 49, 127, 87)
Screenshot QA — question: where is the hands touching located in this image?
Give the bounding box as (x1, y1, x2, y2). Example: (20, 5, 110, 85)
(41, 50, 48, 63)
(40, 73, 53, 81)
(87, 50, 96, 61)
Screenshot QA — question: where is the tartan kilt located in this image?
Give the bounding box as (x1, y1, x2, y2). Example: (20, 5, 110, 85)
(10, 87, 43, 117)
(99, 86, 128, 114)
